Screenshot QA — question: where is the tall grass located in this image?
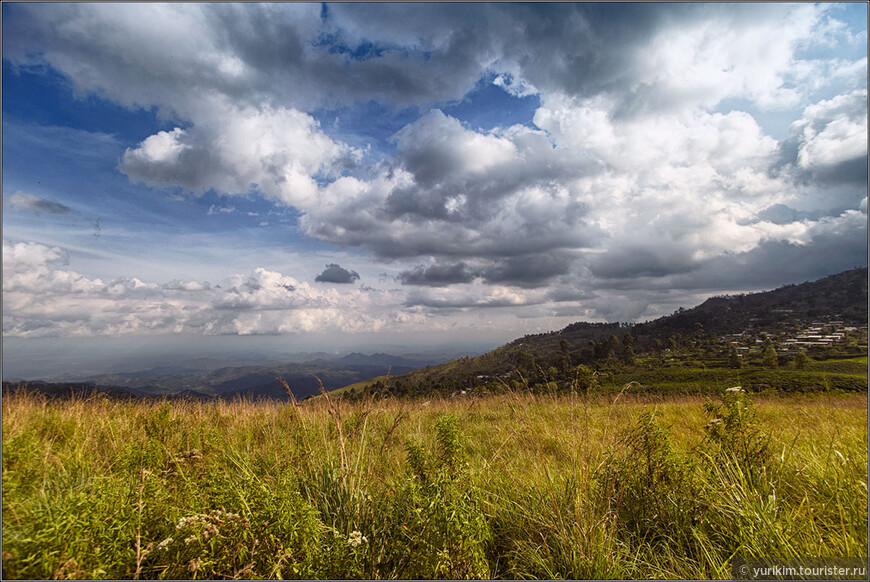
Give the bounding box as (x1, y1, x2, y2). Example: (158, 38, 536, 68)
(2, 390, 866, 579)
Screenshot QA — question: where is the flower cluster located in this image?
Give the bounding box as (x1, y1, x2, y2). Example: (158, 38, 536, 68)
(705, 418, 723, 429)
(347, 531, 368, 547)
(173, 509, 249, 542)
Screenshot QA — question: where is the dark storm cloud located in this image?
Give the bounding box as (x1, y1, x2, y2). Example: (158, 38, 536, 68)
(397, 253, 574, 289)
(588, 245, 699, 281)
(809, 155, 868, 188)
(326, 2, 690, 106)
(397, 262, 477, 287)
(481, 254, 573, 288)
(315, 263, 360, 284)
(1, 3, 719, 117)
(756, 204, 817, 225)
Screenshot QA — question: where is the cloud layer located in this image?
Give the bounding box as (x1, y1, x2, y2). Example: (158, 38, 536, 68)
(3, 3, 866, 341)
(2, 241, 408, 338)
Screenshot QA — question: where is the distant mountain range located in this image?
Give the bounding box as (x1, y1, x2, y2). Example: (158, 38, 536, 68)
(3, 352, 446, 401)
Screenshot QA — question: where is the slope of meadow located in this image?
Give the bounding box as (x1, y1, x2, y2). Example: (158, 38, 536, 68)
(2, 388, 866, 579)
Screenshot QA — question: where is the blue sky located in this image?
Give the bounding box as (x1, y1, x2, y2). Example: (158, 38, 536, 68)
(2, 3, 867, 377)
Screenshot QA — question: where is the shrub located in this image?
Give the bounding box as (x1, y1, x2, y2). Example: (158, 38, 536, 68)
(399, 414, 492, 579)
(596, 410, 703, 547)
(702, 387, 770, 473)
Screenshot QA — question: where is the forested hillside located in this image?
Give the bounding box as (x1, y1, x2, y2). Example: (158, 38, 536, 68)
(337, 268, 868, 399)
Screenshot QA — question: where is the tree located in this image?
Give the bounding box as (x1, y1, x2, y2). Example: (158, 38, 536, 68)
(794, 350, 810, 370)
(559, 339, 572, 372)
(622, 332, 636, 366)
(515, 351, 536, 377)
(762, 346, 778, 368)
(728, 345, 742, 369)
(608, 335, 621, 356)
(573, 364, 598, 392)
(762, 338, 778, 368)
(591, 340, 611, 361)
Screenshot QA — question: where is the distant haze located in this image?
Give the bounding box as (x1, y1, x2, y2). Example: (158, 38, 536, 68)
(1, 334, 496, 380)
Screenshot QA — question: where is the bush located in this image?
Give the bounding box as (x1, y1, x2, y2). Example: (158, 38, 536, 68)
(399, 415, 492, 579)
(596, 410, 703, 547)
(702, 387, 770, 473)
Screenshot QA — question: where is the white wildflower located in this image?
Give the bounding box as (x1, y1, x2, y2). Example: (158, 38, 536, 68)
(156, 537, 173, 550)
(184, 535, 197, 546)
(347, 530, 368, 547)
(725, 386, 744, 393)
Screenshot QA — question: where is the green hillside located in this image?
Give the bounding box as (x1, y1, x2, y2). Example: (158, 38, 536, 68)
(336, 269, 868, 400)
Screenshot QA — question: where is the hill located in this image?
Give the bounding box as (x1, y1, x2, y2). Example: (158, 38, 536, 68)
(335, 268, 867, 398)
(632, 267, 867, 340)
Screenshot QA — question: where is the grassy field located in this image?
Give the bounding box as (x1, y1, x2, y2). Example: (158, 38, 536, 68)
(2, 388, 867, 579)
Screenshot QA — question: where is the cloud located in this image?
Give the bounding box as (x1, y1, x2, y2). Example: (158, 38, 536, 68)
(298, 110, 601, 265)
(793, 89, 868, 175)
(637, 209, 869, 293)
(2, 3, 488, 115)
(207, 204, 236, 216)
(1, 241, 410, 338)
(315, 263, 361, 284)
(303, 97, 800, 285)
(481, 254, 573, 288)
(404, 283, 545, 310)
(120, 103, 361, 207)
(297, 88, 864, 294)
(7, 4, 849, 125)
(630, 4, 826, 112)
(392, 110, 517, 189)
(5, 192, 73, 215)
(398, 262, 477, 287)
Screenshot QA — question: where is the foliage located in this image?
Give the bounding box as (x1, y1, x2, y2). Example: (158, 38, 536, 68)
(729, 345, 743, 369)
(702, 387, 771, 473)
(399, 415, 492, 578)
(596, 410, 703, 548)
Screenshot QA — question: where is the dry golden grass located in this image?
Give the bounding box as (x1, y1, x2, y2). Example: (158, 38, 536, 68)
(2, 390, 866, 579)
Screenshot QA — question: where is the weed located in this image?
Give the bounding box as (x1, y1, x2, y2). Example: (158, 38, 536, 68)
(596, 410, 703, 548)
(702, 386, 771, 473)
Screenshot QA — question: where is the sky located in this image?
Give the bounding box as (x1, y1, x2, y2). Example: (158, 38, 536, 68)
(2, 2, 868, 378)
